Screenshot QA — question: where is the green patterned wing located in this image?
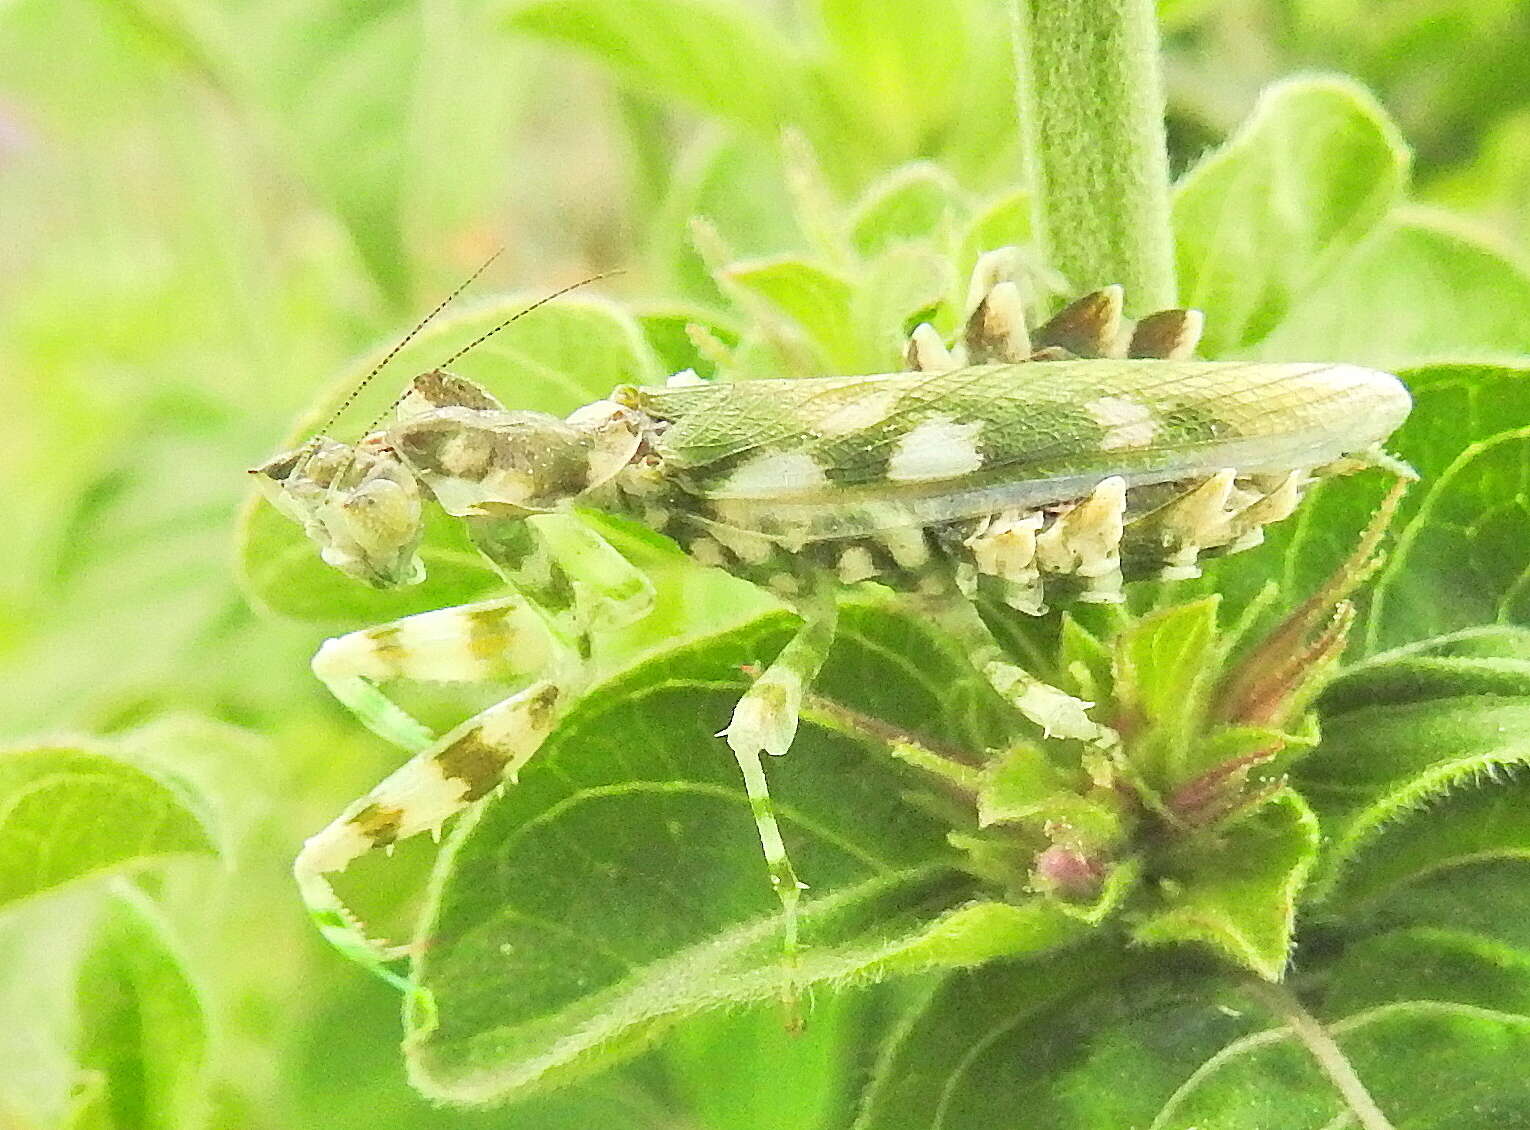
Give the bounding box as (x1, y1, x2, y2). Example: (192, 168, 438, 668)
(626, 361, 1409, 502)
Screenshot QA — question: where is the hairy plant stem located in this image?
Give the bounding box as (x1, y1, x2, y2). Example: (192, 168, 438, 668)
(1011, 0, 1177, 310)
(1244, 979, 1397, 1130)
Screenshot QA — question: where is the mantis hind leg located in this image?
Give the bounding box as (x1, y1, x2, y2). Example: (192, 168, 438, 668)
(723, 582, 839, 1017)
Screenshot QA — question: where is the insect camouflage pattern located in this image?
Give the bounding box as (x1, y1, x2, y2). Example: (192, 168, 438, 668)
(251, 252, 1411, 984)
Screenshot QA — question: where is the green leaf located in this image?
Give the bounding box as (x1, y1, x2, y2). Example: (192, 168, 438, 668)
(721, 257, 857, 370)
(854, 957, 1259, 1130)
(294, 975, 680, 1130)
(649, 128, 801, 304)
(256, 2, 525, 303)
(857, 933, 1530, 1129)
(503, 0, 801, 135)
(1322, 927, 1530, 1020)
(0, 745, 215, 911)
(977, 742, 1070, 826)
(1284, 0, 1530, 153)
(237, 497, 504, 628)
(1428, 109, 1530, 250)
(864, 930, 1530, 1128)
(1369, 423, 1530, 650)
(1057, 613, 1115, 702)
(1067, 855, 1144, 927)
(1134, 791, 1320, 978)
(1319, 776, 1530, 913)
(1375, 362, 1530, 500)
(851, 243, 958, 369)
(237, 295, 660, 625)
(1156, 1003, 1530, 1128)
(74, 891, 208, 1130)
(1359, 364, 1530, 648)
(634, 307, 740, 382)
(1322, 654, 1530, 716)
(664, 988, 862, 1130)
(1113, 597, 1222, 787)
(256, 5, 423, 301)
(1174, 75, 1409, 357)
(956, 189, 1033, 290)
(65, 1076, 110, 1130)
(405, 606, 1080, 1104)
(809, 0, 967, 162)
(1348, 859, 1530, 952)
(1157, 0, 1221, 29)
(848, 163, 967, 258)
(977, 743, 1124, 851)
(1416, 625, 1530, 658)
(1254, 210, 1530, 365)
(1301, 696, 1530, 902)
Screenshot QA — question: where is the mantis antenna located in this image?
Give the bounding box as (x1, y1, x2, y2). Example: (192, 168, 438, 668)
(313, 249, 506, 442)
(353, 268, 627, 438)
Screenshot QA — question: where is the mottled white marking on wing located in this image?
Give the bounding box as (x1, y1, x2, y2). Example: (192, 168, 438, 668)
(722, 451, 830, 496)
(815, 385, 905, 436)
(887, 416, 985, 482)
(1086, 395, 1157, 450)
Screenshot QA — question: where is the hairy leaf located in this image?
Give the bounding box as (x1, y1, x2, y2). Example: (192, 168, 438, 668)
(239, 500, 503, 628)
(810, 0, 968, 162)
(853, 243, 959, 368)
(1349, 859, 1530, 952)
(664, 988, 863, 1130)
(1301, 695, 1530, 902)
(1370, 424, 1530, 649)
(1133, 790, 1320, 978)
(259, 2, 521, 302)
(0, 745, 214, 911)
(649, 128, 801, 304)
(955, 190, 1034, 295)
(1322, 624, 1530, 715)
(1321, 773, 1530, 913)
(295, 975, 680, 1130)
(405, 605, 1080, 1103)
(504, 0, 801, 135)
(722, 257, 857, 370)
(1255, 210, 1530, 365)
(848, 163, 968, 258)
(635, 307, 740, 382)
(1159, 1003, 1530, 1128)
(74, 891, 208, 1130)
(1112, 597, 1221, 787)
(863, 923, 1530, 1129)
(1175, 76, 1409, 357)
(1321, 927, 1530, 1020)
(854, 957, 1259, 1130)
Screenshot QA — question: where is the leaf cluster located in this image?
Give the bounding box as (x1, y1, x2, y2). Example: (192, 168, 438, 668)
(232, 74, 1530, 1125)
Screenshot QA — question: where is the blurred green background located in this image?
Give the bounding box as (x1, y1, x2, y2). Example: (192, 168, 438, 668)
(3, 0, 1530, 1126)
